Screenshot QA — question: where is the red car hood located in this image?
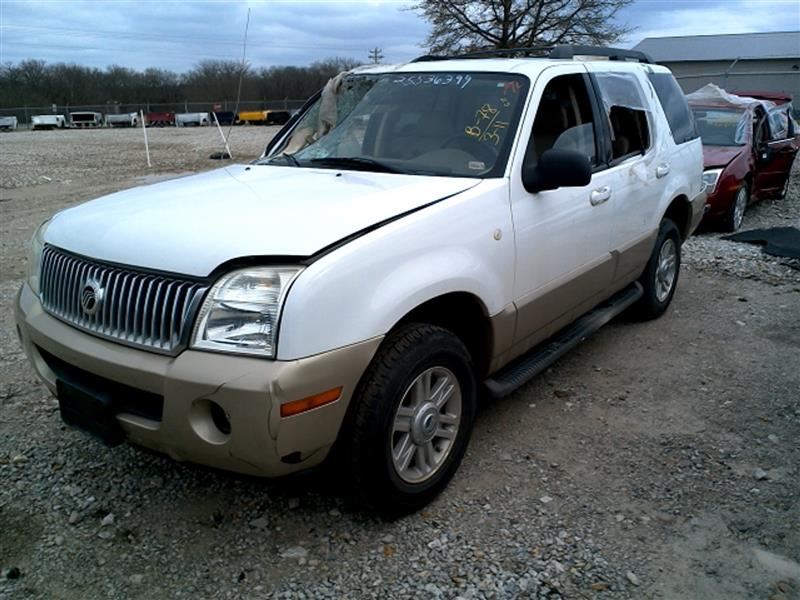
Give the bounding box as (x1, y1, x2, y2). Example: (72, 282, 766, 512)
(703, 145, 744, 169)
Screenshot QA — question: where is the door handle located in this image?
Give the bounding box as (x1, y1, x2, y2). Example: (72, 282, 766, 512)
(656, 162, 671, 178)
(590, 186, 611, 206)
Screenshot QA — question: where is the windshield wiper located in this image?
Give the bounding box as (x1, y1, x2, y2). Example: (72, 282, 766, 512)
(308, 156, 402, 173)
(258, 153, 301, 167)
(277, 153, 302, 167)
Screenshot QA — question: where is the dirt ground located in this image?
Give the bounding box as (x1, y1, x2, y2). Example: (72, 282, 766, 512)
(1, 127, 798, 599)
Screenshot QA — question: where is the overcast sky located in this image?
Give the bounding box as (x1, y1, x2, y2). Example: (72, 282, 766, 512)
(0, 0, 797, 72)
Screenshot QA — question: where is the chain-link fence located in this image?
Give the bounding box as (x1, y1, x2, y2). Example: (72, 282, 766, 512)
(0, 98, 308, 126)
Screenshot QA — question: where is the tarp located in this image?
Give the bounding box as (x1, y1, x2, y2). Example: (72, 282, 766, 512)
(723, 227, 800, 260)
(687, 84, 796, 141)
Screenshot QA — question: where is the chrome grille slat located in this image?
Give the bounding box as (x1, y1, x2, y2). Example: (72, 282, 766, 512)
(150, 280, 164, 347)
(159, 280, 174, 348)
(39, 246, 208, 355)
(104, 271, 119, 335)
(65, 257, 77, 318)
(57, 254, 69, 315)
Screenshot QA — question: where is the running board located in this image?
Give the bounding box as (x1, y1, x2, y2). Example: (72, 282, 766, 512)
(484, 283, 643, 399)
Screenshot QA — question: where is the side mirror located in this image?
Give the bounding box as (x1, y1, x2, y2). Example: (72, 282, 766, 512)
(758, 145, 774, 163)
(522, 149, 592, 194)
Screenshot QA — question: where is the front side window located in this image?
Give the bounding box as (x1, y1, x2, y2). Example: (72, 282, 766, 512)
(524, 73, 598, 168)
(261, 72, 529, 178)
(595, 72, 651, 160)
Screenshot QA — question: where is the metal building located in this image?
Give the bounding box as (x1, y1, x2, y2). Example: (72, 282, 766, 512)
(633, 31, 800, 99)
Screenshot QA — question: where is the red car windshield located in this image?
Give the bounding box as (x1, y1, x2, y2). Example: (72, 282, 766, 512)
(691, 107, 747, 147)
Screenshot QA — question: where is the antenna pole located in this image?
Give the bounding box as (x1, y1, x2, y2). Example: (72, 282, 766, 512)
(140, 110, 151, 167)
(223, 7, 251, 148)
(213, 111, 233, 159)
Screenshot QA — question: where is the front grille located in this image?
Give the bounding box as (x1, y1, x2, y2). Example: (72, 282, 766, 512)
(40, 245, 208, 355)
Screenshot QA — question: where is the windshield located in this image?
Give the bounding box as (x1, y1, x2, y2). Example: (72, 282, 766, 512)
(691, 107, 748, 147)
(261, 72, 530, 177)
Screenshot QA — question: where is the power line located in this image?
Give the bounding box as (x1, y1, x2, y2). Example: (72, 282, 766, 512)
(0, 23, 369, 53)
(0, 40, 242, 63)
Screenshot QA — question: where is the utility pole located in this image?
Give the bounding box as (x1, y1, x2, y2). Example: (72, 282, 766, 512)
(368, 47, 384, 64)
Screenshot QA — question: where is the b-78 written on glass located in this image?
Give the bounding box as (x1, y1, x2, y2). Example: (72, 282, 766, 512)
(465, 103, 509, 145)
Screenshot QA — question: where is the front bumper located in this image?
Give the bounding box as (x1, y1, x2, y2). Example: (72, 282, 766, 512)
(15, 283, 381, 477)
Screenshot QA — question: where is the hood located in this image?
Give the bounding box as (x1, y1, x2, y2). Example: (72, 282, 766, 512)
(45, 164, 480, 277)
(703, 145, 745, 169)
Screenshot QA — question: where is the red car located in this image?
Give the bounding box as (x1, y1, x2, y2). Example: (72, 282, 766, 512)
(689, 92, 798, 231)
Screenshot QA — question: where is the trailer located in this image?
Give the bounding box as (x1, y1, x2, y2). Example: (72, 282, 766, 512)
(175, 112, 210, 127)
(0, 116, 18, 130)
(106, 112, 139, 127)
(237, 109, 291, 125)
(69, 111, 104, 128)
(212, 111, 236, 126)
(31, 115, 67, 130)
(144, 111, 175, 127)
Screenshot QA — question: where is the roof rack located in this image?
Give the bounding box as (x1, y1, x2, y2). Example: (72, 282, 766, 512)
(550, 45, 653, 63)
(411, 45, 653, 64)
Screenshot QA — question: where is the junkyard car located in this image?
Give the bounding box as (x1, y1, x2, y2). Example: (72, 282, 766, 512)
(31, 114, 67, 130)
(16, 47, 705, 512)
(688, 84, 799, 231)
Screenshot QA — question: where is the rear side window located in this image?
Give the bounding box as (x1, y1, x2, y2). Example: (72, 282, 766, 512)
(648, 73, 698, 144)
(595, 72, 651, 161)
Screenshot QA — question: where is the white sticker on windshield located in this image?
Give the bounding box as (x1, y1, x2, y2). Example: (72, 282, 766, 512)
(468, 161, 486, 170)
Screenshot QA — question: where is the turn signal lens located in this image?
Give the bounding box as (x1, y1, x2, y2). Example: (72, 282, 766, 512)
(280, 387, 342, 417)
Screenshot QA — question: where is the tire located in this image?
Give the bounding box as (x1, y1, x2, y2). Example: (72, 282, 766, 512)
(723, 182, 749, 232)
(633, 219, 681, 320)
(347, 323, 476, 515)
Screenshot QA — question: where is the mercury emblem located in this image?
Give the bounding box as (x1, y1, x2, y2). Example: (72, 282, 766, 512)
(80, 278, 104, 316)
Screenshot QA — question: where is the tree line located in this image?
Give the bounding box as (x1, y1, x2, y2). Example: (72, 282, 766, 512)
(0, 57, 361, 110)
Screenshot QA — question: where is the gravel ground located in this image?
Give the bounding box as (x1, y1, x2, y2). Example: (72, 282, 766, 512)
(1, 128, 799, 599)
(683, 162, 800, 287)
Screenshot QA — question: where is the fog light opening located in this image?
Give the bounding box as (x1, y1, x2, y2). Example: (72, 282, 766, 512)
(210, 401, 232, 435)
(189, 398, 232, 445)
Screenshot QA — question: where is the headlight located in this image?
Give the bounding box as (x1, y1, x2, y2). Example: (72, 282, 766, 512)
(191, 267, 302, 358)
(702, 169, 723, 193)
(27, 219, 50, 295)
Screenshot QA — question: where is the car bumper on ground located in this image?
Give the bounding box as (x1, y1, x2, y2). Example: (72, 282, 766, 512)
(14, 283, 381, 477)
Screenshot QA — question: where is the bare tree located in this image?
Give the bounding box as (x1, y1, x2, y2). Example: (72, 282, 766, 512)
(414, 0, 633, 54)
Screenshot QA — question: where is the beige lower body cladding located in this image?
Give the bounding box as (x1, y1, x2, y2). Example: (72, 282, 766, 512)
(15, 283, 382, 477)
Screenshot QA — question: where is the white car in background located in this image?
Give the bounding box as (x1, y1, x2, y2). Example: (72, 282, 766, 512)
(16, 46, 705, 514)
(31, 114, 67, 130)
(106, 112, 139, 127)
(0, 116, 18, 130)
(175, 112, 210, 127)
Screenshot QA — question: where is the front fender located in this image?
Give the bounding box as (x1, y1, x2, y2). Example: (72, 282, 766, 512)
(277, 180, 514, 360)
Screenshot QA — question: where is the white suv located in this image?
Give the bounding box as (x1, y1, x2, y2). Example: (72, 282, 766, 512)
(16, 46, 705, 513)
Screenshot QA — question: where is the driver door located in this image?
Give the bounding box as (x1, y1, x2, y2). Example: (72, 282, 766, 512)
(509, 66, 616, 354)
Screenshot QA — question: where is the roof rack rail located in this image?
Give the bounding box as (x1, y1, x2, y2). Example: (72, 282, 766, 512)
(411, 46, 553, 62)
(549, 45, 653, 63)
(411, 45, 653, 64)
